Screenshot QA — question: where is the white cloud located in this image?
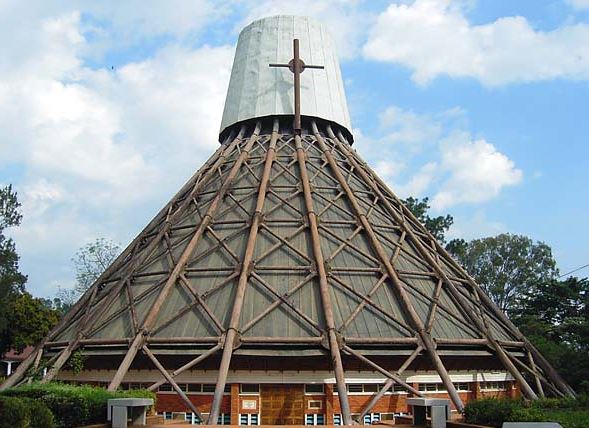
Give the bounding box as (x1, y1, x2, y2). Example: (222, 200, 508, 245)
(394, 162, 438, 198)
(431, 132, 523, 209)
(568, 0, 589, 10)
(356, 106, 522, 208)
(378, 106, 442, 148)
(363, 0, 589, 86)
(447, 210, 507, 241)
(0, 5, 233, 297)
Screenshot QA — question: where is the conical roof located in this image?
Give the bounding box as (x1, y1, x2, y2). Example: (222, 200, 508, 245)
(52, 121, 516, 347)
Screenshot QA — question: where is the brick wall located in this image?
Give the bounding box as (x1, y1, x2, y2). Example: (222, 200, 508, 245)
(156, 381, 519, 416)
(155, 393, 230, 414)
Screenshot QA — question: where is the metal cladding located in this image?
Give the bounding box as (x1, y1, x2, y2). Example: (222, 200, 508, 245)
(219, 16, 352, 141)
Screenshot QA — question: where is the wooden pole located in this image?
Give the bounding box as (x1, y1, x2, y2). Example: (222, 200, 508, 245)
(342, 345, 422, 396)
(312, 122, 465, 411)
(108, 124, 256, 392)
(335, 128, 574, 398)
(207, 120, 278, 424)
(294, 133, 353, 424)
(143, 346, 204, 420)
(328, 124, 539, 402)
(148, 344, 222, 391)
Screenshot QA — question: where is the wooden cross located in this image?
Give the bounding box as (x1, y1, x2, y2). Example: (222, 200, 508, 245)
(269, 39, 324, 134)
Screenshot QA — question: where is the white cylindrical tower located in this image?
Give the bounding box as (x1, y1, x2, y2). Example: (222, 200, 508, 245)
(219, 15, 352, 141)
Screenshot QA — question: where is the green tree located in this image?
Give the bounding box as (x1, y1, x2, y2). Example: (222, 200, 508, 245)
(0, 185, 28, 355)
(402, 196, 454, 243)
(449, 233, 558, 316)
(72, 238, 120, 295)
(1, 292, 60, 353)
(516, 276, 589, 393)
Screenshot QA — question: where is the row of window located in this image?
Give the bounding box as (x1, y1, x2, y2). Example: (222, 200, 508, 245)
(158, 412, 231, 425)
(156, 381, 508, 395)
(157, 383, 231, 393)
(160, 412, 397, 426)
(417, 381, 508, 392)
(346, 383, 407, 393)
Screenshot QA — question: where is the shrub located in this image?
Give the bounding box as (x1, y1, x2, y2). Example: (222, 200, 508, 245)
(0, 396, 54, 428)
(0, 383, 155, 428)
(0, 396, 30, 428)
(463, 398, 522, 427)
(464, 396, 589, 428)
(20, 398, 55, 428)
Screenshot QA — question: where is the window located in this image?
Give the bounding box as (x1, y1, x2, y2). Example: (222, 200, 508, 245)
(185, 383, 231, 394)
(202, 384, 216, 393)
(347, 384, 364, 393)
(158, 412, 173, 420)
(239, 413, 259, 425)
(188, 384, 202, 393)
(305, 414, 325, 425)
(363, 384, 378, 393)
(481, 381, 507, 391)
(363, 413, 380, 425)
(333, 414, 342, 426)
(346, 383, 384, 394)
(454, 382, 470, 391)
(393, 384, 407, 393)
(218, 413, 231, 425)
(305, 384, 325, 394)
(418, 383, 447, 392)
(308, 400, 323, 410)
(240, 384, 260, 394)
(158, 383, 173, 392)
(185, 413, 202, 425)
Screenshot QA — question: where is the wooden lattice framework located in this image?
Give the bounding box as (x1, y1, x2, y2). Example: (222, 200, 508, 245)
(1, 117, 574, 424)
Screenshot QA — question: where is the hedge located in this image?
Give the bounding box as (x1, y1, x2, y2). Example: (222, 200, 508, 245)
(464, 396, 589, 428)
(0, 396, 54, 428)
(0, 383, 155, 428)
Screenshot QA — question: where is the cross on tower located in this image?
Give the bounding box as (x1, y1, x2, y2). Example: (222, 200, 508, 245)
(269, 39, 324, 134)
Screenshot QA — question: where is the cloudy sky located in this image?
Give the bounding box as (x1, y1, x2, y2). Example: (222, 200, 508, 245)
(2, 0, 588, 297)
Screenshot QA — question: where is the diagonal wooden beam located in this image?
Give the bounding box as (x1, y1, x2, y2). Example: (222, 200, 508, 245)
(328, 129, 539, 401)
(312, 121, 465, 411)
(142, 346, 204, 420)
(293, 132, 353, 425)
(108, 123, 259, 392)
(207, 120, 279, 424)
(37, 132, 246, 386)
(250, 272, 323, 334)
(356, 344, 423, 421)
(335, 128, 574, 398)
(240, 273, 316, 334)
(343, 345, 423, 396)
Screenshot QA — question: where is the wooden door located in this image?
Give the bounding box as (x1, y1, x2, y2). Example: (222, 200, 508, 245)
(261, 384, 304, 425)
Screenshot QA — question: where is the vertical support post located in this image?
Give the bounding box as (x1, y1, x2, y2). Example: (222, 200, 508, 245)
(207, 120, 279, 424)
(294, 133, 352, 424)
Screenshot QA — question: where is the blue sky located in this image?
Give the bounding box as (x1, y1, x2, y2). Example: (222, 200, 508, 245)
(1, 0, 588, 298)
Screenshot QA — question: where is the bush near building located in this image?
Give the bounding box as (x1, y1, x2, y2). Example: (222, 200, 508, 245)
(464, 396, 589, 428)
(0, 382, 155, 428)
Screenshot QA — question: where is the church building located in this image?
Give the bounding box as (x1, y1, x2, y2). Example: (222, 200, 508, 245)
(1, 15, 573, 425)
